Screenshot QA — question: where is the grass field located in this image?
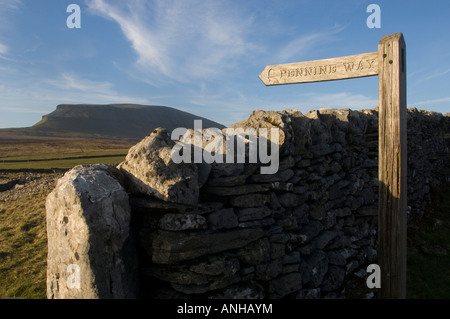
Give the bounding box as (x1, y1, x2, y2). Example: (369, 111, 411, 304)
(0, 188, 49, 298)
(0, 139, 132, 170)
(0, 150, 128, 170)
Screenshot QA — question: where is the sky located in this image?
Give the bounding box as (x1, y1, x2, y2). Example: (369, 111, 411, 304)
(0, 0, 449, 128)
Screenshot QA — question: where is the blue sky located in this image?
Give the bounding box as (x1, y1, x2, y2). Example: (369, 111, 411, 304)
(0, 0, 449, 128)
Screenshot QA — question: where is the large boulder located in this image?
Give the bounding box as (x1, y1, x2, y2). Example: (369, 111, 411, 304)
(117, 128, 199, 206)
(46, 164, 137, 299)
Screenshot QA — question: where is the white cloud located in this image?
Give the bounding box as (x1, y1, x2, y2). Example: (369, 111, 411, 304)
(0, 0, 22, 26)
(0, 73, 149, 117)
(421, 68, 450, 82)
(87, 0, 256, 83)
(1, 0, 22, 10)
(0, 43, 7, 55)
(46, 73, 115, 94)
(276, 25, 346, 62)
(306, 92, 378, 109)
(44, 73, 149, 104)
(412, 96, 450, 106)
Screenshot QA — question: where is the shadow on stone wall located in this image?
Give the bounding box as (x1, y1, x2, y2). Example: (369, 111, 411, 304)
(45, 107, 449, 299)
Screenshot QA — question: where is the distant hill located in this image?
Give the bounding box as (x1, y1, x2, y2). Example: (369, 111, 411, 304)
(0, 104, 226, 142)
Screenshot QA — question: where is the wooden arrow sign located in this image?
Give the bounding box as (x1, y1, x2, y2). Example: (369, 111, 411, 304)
(259, 52, 378, 85)
(258, 33, 407, 299)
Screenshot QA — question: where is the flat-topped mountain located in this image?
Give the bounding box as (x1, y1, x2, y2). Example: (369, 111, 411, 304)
(0, 104, 225, 141)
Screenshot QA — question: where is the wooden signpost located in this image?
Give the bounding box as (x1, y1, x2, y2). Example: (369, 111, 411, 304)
(259, 33, 407, 299)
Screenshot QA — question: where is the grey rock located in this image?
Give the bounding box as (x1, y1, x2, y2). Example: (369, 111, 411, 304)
(237, 207, 272, 222)
(238, 218, 275, 228)
(206, 174, 247, 187)
(346, 260, 360, 274)
(324, 211, 337, 229)
(327, 251, 346, 266)
(211, 162, 245, 178)
(270, 233, 290, 244)
(321, 266, 345, 292)
(239, 266, 255, 276)
(129, 196, 193, 213)
(46, 164, 137, 299)
(268, 272, 302, 298)
(278, 193, 301, 208)
(328, 180, 351, 200)
(255, 259, 283, 281)
(207, 208, 238, 230)
(230, 193, 271, 207)
(298, 221, 324, 243)
(311, 231, 338, 250)
(249, 169, 294, 183)
(302, 288, 321, 299)
(236, 238, 271, 266)
(283, 263, 300, 274)
(151, 228, 264, 264)
(283, 251, 301, 264)
(293, 204, 309, 224)
(270, 182, 294, 192)
(172, 273, 241, 295)
(279, 156, 296, 170)
(308, 205, 326, 221)
(270, 242, 286, 259)
(117, 128, 199, 205)
(189, 256, 240, 276)
(209, 281, 264, 299)
(204, 184, 270, 196)
(300, 250, 328, 287)
(196, 162, 212, 188)
(159, 213, 207, 231)
(296, 159, 311, 168)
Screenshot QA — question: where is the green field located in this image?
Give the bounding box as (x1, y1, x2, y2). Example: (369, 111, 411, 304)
(0, 189, 49, 298)
(0, 149, 128, 170)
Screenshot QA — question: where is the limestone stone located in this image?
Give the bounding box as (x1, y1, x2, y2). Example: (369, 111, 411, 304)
(236, 238, 271, 266)
(208, 281, 265, 299)
(237, 207, 271, 222)
(311, 231, 338, 250)
(320, 266, 345, 292)
(46, 164, 137, 299)
(117, 128, 199, 205)
(207, 208, 238, 230)
(147, 256, 241, 294)
(283, 251, 301, 264)
(255, 259, 283, 281)
(278, 193, 301, 208)
(268, 272, 302, 299)
(189, 256, 240, 276)
(204, 184, 270, 196)
(300, 250, 328, 287)
(150, 228, 264, 264)
(249, 169, 294, 183)
(298, 220, 324, 243)
(159, 213, 207, 231)
(206, 174, 247, 187)
(230, 193, 271, 207)
(238, 218, 275, 228)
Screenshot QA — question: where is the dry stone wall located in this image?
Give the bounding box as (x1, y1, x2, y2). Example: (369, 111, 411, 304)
(46, 107, 449, 299)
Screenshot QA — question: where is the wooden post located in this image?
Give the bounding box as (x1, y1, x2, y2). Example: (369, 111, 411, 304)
(377, 33, 407, 299)
(259, 32, 408, 298)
